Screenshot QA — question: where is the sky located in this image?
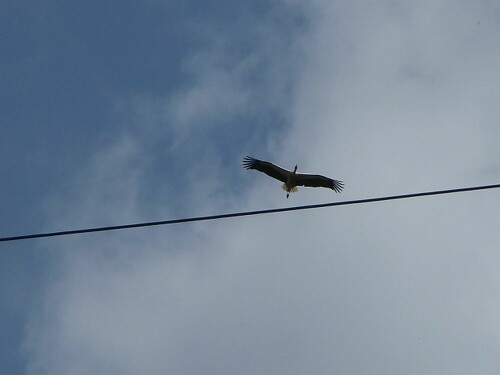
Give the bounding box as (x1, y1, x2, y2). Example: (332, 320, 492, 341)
(1, 0, 500, 374)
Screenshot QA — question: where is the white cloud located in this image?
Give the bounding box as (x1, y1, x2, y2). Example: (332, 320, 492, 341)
(26, 1, 500, 374)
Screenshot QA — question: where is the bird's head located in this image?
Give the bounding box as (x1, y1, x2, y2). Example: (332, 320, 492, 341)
(293, 165, 298, 174)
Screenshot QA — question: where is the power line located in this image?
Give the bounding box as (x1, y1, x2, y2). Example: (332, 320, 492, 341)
(1, 183, 499, 243)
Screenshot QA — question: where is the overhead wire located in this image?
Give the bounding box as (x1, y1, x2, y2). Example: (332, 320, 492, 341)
(0, 183, 499, 243)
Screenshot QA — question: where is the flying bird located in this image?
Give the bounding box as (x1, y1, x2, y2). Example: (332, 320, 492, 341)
(242, 156, 344, 198)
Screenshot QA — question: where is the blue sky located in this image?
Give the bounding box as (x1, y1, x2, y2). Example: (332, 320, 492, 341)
(2, 1, 500, 374)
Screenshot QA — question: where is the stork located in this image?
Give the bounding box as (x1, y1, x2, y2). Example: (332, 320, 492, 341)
(242, 156, 344, 198)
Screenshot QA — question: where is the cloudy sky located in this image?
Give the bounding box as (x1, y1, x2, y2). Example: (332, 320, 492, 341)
(2, 1, 500, 374)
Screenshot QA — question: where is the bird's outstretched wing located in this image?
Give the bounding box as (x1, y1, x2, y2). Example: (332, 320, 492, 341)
(295, 173, 344, 193)
(242, 156, 289, 183)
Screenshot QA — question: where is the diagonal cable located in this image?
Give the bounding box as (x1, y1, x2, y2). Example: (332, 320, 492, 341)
(1, 183, 499, 243)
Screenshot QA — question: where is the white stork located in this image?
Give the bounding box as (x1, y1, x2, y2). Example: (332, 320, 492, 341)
(243, 156, 344, 198)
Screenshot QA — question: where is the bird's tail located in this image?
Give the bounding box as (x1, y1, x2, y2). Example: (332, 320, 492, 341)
(281, 184, 298, 193)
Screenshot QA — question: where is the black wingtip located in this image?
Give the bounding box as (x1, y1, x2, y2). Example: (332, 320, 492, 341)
(332, 180, 344, 193)
(242, 156, 257, 170)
